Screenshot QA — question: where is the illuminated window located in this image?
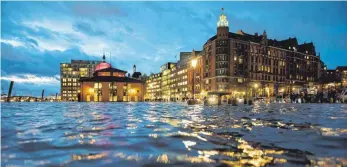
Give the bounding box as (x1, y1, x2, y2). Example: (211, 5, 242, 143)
(98, 72, 111, 76)
(94, 83, 102, 88)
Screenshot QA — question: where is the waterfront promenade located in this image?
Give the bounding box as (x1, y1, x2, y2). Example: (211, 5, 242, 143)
(2, 102, 346, 166)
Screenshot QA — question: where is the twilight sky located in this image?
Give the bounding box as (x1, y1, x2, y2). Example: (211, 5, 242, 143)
(1, 1, 347, 96)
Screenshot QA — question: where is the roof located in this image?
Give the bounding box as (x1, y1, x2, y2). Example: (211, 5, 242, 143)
(95, 67, 127, 73)
(336, 66, 347, 71)
(95, 62, 111, 71)
(80, 76, 143, 83)
(132, 72, 142, 78)
(204, 31, 316, 55)
(298, 42, 315, 54)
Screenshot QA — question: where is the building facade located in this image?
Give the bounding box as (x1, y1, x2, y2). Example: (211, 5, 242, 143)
(60, 60, 101, 101)
(200, 10, 322, 98)
(145, 73, 162, 101)
(144, 9, 324, 100)
(336, 66, 347, 87)
(79, 58, 144, 102)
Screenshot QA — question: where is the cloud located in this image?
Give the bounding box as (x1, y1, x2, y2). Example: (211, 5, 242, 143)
(1, 74, 60, 85)
(70, 2, 126, 17)
(1, 1, 346, 96)
(73, 21, 105, 36)
(0, 39, 24, 47)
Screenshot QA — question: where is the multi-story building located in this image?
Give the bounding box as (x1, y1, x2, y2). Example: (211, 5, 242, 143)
(145, 54, 191, 101)
(170, 60, 189, 101)
(60, 59, 101, 101)
(160, 63, 176, 101)
(336, 66, 347, 87)
(145, 73, 162, 101)
(200, 9, 322, 98)
(145, 8, 324, 101)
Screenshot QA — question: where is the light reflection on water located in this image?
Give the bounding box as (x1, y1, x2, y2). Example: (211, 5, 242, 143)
(1, 102, 347, 166)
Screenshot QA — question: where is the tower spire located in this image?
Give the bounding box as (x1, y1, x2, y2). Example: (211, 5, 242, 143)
(217, 7, 228, 27)
(102, 53, 106, 62)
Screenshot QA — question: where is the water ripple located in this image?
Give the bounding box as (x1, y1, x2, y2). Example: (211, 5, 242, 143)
(1, 102, 347, 166)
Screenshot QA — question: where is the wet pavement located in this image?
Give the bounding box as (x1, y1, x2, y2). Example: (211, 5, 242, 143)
(1, 102, 347, 166)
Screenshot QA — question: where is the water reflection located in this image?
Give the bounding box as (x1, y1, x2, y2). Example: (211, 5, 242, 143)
(1, 102, 347, 166)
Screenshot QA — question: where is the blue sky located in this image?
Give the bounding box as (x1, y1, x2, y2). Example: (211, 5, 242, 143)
(1, 1, 347, 96)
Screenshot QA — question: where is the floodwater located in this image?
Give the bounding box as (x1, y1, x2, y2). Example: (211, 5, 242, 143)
(1, 102, 347, 167)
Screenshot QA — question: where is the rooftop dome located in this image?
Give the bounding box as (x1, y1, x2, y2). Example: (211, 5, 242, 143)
(95, 62, 111, 71)
(95, 53, 111, 71)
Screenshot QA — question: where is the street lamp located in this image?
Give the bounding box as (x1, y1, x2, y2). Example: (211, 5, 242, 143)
(191, 59, 197, 99)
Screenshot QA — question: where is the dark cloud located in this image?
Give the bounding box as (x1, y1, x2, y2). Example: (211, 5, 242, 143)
(1, 43, 94, 76)
(1, 1, 346, 96)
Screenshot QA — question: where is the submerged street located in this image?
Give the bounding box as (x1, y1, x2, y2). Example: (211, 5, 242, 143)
(1, 102, 347, 167)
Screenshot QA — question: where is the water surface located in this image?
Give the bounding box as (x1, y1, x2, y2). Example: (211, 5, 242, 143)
(2, 102, 347, 166)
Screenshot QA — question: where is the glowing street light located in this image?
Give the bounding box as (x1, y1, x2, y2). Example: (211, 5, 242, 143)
(191, 59, 197, 68)
(254, 83, 258, 88)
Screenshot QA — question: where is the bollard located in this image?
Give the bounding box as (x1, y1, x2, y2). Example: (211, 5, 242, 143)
(41, 89, 45, 101)
(7, 81, 14, 102)
(232, 98, 237, 106)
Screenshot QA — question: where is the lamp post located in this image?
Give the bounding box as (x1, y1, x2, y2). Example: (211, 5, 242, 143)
(191, 59, 197, 100)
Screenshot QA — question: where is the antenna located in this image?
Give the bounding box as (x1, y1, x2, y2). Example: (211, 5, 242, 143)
(110, 52, 111, 65)
(113, 52, 115, 67)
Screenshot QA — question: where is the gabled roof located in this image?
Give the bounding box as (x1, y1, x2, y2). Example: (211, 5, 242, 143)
(80, 76, 143, 83)
(278, 37, 298, 48)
